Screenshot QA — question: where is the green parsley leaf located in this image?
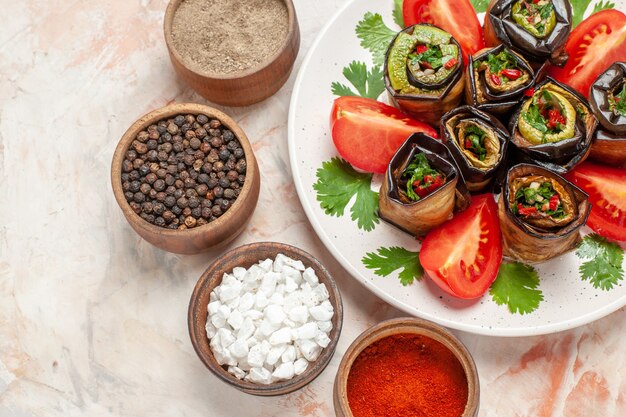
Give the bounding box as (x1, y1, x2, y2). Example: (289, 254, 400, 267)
(393, 0, 405, 27)
(470, 0, 490, 14)
(611, 84, 626, 117)
(403, 153, 441, 201)
(576, 234, 624, 290)
(525, 104, 548, 133)
(313, 158, 379, 231)
(570, 0, 592, 28)
(593, 0, 616, 14)
(570, 0, 614, 28)
(490, 262, 544, 315)
(362, 246, 423, 285)
(331, 61, 385, 99)
(355, 12, 397, 67)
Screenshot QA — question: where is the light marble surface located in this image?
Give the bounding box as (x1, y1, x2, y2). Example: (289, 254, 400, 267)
(0, 0, 624, 416)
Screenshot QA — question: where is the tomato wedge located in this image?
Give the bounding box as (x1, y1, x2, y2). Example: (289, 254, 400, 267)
(566, 162, 626, 241)
(330, 96, 437, 174)
(420, 194, 502, 299)
(402, 0, 485, 65)
(548, 10, 626, 98)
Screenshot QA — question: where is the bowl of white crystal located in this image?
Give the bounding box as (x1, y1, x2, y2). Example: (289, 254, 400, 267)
(188, 242, 343, 396)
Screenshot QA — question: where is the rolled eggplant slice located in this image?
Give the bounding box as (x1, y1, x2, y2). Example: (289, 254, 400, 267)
(484, 0, 572, 66)
(589, 62, 626, 165)
(379, 133, 470, 236)
(509, 77, 597, 174)
(384, 24, 465, 126)
(441, 106, 509, 192)
(465, 45, 535, 115)
(498, 164, 591, 263)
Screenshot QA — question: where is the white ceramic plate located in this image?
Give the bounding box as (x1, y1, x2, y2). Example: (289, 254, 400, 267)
(288, 0, 626, 336)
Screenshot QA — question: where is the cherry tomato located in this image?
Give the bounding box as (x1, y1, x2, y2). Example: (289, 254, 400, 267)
(548, 10, 626, 98)
(330, 97, 438, 174)
(420, 194, 503, 299)
(566, 162, 626, 241)
(402, 0, 485, 65)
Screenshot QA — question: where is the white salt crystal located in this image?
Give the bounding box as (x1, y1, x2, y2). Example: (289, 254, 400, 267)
(281, 345, 296, 363)
(265, 304, 286, 325)
(296, 322, 318, 340)
(309, 305, 333, 321)
(303, 268, 319, 286)
(229, 339, 249, 359)
(269, 327, 292, 345)
(228, 366, 246, 380)
(247, 367, 272, 384)
(294, 358, 309, 375)
(227, 309, 244, 330)
(272, 362, 295, 381)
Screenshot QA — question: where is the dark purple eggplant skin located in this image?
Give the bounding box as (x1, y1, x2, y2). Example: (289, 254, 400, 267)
(440, 106, 510, 193)
(508, 77, 598, 175)
(498, 163, 591, 263)
(379, 133, 471, 235)
(589, 62, 626, 135)
(466, 45, 536, 115)
(485, 0, 572, 66)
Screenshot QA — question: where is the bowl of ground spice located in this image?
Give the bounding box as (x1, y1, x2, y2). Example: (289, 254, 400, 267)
(334, 318, 479, 417)
(111, 102, 260, 254)
(164, 0, 300, 107)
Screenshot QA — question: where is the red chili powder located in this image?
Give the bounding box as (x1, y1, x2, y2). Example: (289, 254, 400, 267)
(346, 333, 468, 417)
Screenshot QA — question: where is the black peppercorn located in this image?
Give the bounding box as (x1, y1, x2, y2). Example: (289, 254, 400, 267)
(166, 186, 176, 195)
(223, 130, 234, 142)
(133, 192, 145, 203)
(124, 191, 134, 201)
(223, 188, 235, 200)
(238, 174, 245, 185)
(156, 168, 167, 179)
(140, 183, 151, 195)
(156, 192, 167, 203)
(212, 205, 222, 217)
(129, 170, 140, 181)
(177, 197, 189, 208)
(154, 217, 166, 227)
(164, 195, 176, 208)
(213, 186, 224, 198)
(153, 179, 165, 192)
(218, 178, 230, 188)
(174, 189, 184, 199)
(202, 207, 212, 219)
(196, 184, 209, 196)
(142, 202, 154, 214)
(145, 173, 157, 184)
(129, 181, 141, 193)
(172, 205, 182, 216)
(218, 149, 230, 161)
(137, 131, 149, 142)
(188, 197, 200, 208)
(122, 160, 133, 172)
(185, 189, 197, 199)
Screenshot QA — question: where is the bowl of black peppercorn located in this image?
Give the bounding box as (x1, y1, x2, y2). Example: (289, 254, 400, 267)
(111, 103, 260, 254)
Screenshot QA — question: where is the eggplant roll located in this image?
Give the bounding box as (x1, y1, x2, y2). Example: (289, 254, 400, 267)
(465, 45, 535, 115)
(589, 62, 626, 165)
(379, 133, 470, 236)
(384, 24, 465, 126)
(484, 0, 572, 66)
(509, 77, 598, 174)
(441, 106, 509, 192)
(498, 164, 591, 263)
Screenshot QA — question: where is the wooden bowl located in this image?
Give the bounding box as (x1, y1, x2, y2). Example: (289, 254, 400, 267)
(188, 242, 343, 396)
(111, 103, 260, 254)
(163, 0, 300, 107)
(334, 318, 479, 417)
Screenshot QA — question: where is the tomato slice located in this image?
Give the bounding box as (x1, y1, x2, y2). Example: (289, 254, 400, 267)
(330, 97, 437, 174)
(548, 10, 626, 98)
(420, 194, 503, 299)
(402, 0, 485, 65)
(566, 162, 626, 241)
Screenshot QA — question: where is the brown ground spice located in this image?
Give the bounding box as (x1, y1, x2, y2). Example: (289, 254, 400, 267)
(171, 0, 289, 75)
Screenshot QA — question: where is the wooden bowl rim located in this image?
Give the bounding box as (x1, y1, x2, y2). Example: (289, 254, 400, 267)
(188, 242, 344, 395)
(334, 317, 480, 417)
(110, 102, 259, 240)
(163, 0, 298, 81)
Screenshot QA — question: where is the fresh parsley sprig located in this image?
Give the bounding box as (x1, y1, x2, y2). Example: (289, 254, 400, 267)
(363, 246, 423, 285)
(393, 0, 404, 27)
(470, 0, 490, 14)
(571, 0, 615, 28)
(355, 12, 397, 67)
(490, 262, 544, 315)
(331, 61, 385, 99)
(313, 158, 379, 232)
(576, 234, 625, 290)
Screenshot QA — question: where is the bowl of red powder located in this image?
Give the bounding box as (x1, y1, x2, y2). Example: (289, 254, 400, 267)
(333, 317, 479, 417)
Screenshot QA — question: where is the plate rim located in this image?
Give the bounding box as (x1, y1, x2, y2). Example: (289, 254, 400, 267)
(287, 0, 626, 337)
